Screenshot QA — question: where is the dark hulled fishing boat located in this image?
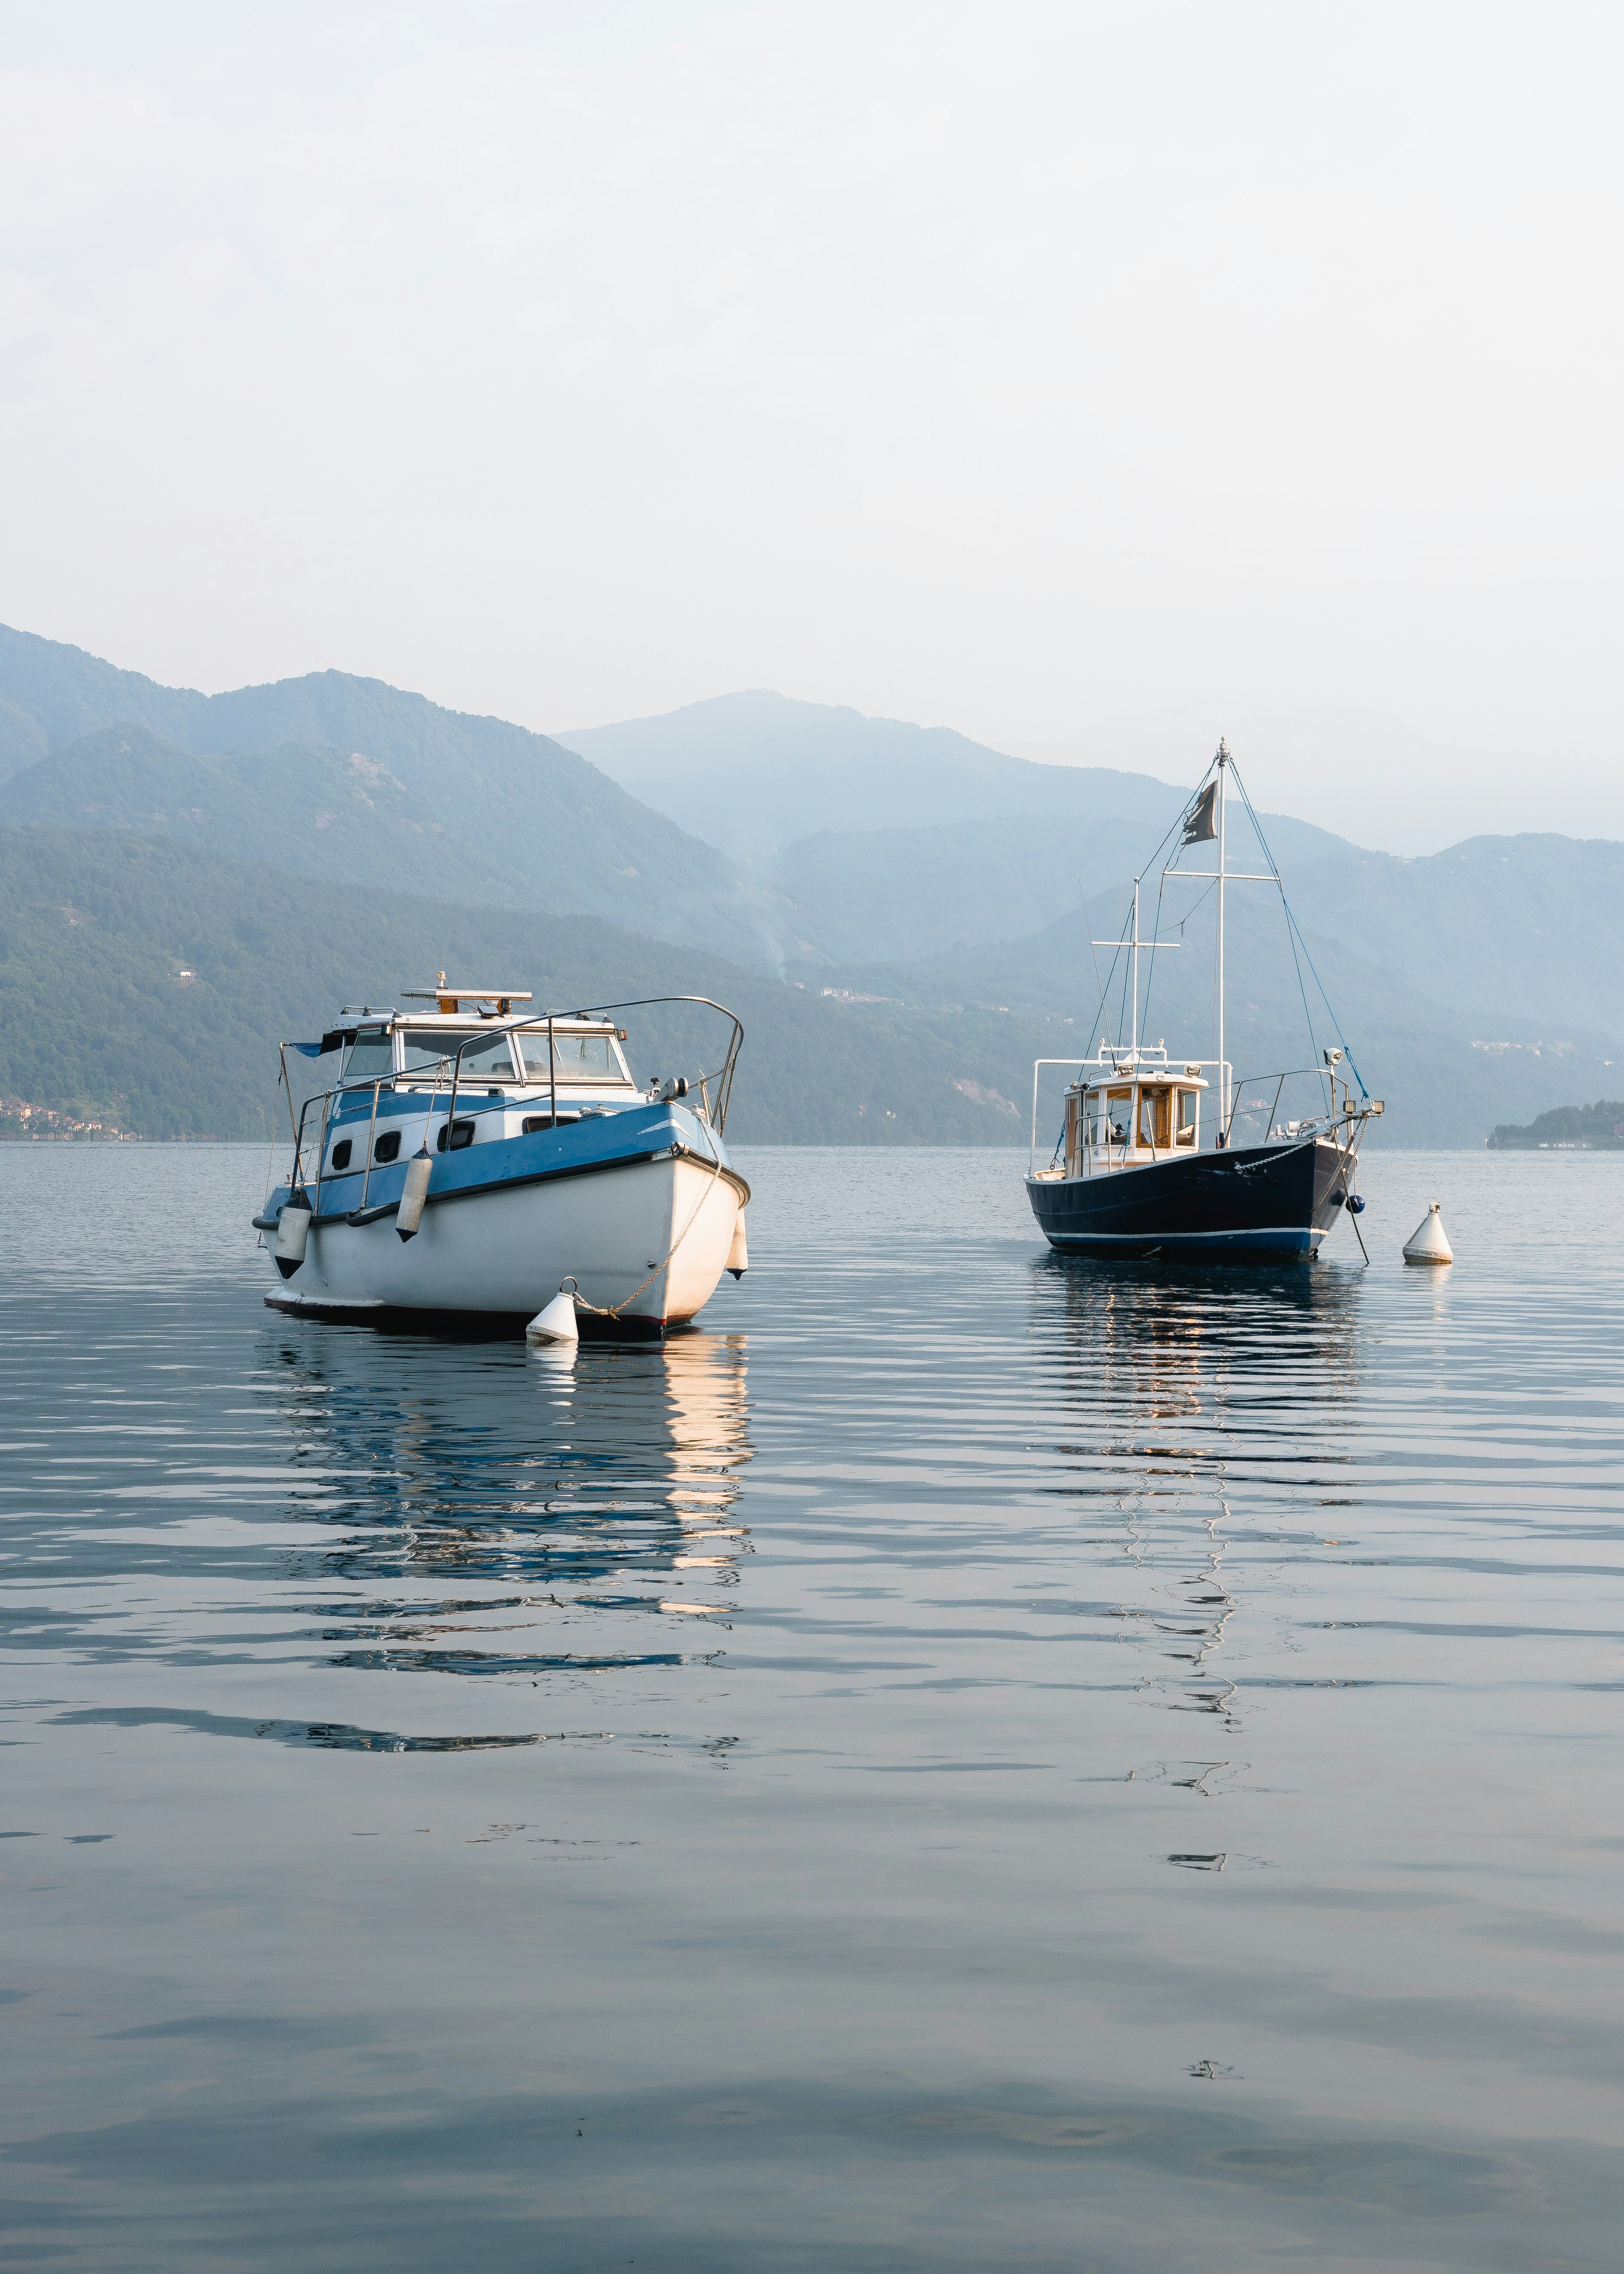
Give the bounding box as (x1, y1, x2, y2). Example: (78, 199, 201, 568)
(1025, 743, 1381, 1262)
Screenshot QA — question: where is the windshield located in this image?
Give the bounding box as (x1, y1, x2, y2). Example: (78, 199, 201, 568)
(399, 1030, 517, 1084)
(514, 1031, 628, 1084)
(341, 1031, 394, 1086)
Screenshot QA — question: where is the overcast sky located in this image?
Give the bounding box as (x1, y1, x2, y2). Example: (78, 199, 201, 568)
(2, 2, 1619, 851)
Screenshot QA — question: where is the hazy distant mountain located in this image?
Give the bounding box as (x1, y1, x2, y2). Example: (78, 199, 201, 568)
(0, 626, 813, 971)
(766, 805, 1354, 963)
(558, 689, 1356, 958)
(555, 690, 1189, 858)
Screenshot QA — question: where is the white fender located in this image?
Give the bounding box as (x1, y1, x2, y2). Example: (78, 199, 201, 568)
(273, 1191, 312, 1277)
(1403, 1202, 1454, 1265)
(726, 1211, 748, 1281)
(396, 1149, 433, 1241)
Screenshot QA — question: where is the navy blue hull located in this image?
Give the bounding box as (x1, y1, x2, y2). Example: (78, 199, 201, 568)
(1026, 1139, 1349, 1260)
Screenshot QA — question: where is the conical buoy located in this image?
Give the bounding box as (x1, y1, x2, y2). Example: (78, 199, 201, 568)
(525, 1288, 580, 1344)
(1403, 1202, 1454, 1265)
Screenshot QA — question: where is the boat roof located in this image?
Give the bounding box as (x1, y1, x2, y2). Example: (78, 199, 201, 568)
(315, 1009, 622, 1053)
(1076, 1066, 1209, 1090)
(391, 1010, 617, 1027)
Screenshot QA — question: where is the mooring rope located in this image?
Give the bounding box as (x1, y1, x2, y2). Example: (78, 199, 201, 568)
(565, 1131, 732, 1321)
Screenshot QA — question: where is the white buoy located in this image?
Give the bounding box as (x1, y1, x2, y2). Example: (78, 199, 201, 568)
(273, 1191, 312, 1277)
(525, 1288, 580, 1344)
(726, 1212, 748, 1280)
(1403, 1202, 1454, 1265)
(395, 1148, 433, 1241)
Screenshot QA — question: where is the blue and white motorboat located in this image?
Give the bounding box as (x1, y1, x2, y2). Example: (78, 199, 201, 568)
(257, 983, 749, 1335)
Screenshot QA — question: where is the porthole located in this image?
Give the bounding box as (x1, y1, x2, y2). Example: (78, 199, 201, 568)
(330, 1139, 353, 1172)
(436, 1119, 475, 1153)
(373, 1131, 401, 1164)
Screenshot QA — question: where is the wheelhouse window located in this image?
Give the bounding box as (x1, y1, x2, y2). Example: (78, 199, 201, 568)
(514, 1030, 630, 1085)
(1138, 1087, 1172, 1151)
(399, 1030, 517, 1084)
(341, 1031, 394, 1086)
(1176, 1090, 1199, 1146)
(1104, 1086, 1132, 1143)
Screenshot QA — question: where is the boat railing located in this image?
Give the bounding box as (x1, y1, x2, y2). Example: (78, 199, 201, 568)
(506, 997, 745, 1134)
(436, 996, 743, 1134)
(1222, 1068, 1373, 1151)
(281, 1074, 393, 1217)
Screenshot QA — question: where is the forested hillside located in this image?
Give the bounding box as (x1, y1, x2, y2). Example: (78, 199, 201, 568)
(0, 828, 1060, 1145)
(1488, 1100, 1624, 1148)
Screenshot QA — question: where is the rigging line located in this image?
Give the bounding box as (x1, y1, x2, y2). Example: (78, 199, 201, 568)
(1229, 763, 1338, 1108)
(1078, 883, 1113, 1054)
(1084, 757, 1225, 1058)
(1142, 865, 1171, 1038)
(1144, 754, 1230, 1052)
(1284, 904, 1370, 1098)
(1114, 900, 1135, 1051)
(1230, 767, 1370, 1099)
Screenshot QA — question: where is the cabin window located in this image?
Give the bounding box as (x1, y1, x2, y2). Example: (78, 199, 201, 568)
(400, 1031, 516, 1083)
(1176, 1090, 1199, 1146)
(514, 1031, 628, 1084)
(330, 1139, 353, 1172)
(1137, 1087, 1172, 1150)
(373, 1131, 401, 1164)
(342, 1033, 394, 1086)
(1104, 1086, 1132, 1143)
(436, 1119, 475, 1152)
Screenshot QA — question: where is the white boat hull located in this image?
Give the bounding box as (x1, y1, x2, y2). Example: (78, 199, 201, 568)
(266, 1151, 745, 1332)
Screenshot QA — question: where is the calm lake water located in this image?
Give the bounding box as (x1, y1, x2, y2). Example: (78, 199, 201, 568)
(1, 1145, 1620, 2271)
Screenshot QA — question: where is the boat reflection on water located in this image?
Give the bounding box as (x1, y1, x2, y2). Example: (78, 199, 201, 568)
(254, 1322, 752, 1749)
(1032, 1253, 1364, 1758)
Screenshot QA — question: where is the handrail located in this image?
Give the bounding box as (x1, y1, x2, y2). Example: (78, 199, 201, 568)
(1223, 1066, 1351, 1147)
(1029, 1059, 1087, 1175)
(498, 996, 745, 1132)
(397, 995, 741, 1135)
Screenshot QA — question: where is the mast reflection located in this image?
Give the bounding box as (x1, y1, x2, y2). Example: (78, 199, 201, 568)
(1033, 1255, 1364, 1743)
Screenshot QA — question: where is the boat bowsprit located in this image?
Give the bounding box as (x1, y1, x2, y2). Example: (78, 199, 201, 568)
(255, 986, 750, 1335)
(1025, 741, 1384, 1263)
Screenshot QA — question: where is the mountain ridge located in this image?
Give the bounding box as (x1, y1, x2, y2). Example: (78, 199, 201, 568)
(0, 624, 823, 971)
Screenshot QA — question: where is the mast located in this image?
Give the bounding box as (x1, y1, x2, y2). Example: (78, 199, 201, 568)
(1215, 739, 1228, 1127)
(1130, 876, 1140, 1059)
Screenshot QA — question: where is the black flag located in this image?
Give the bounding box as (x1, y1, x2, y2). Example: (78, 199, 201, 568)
(1181, 781, 1218, 845)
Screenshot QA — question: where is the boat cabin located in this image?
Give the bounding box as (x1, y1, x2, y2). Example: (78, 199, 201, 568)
(1061, 1065, 1208, 1177)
